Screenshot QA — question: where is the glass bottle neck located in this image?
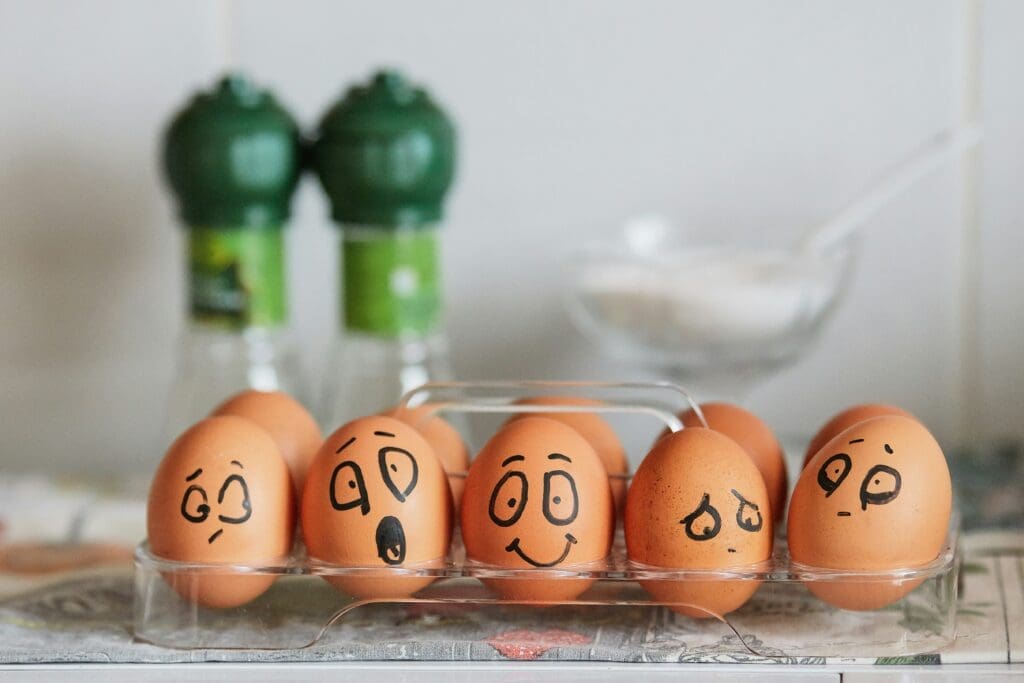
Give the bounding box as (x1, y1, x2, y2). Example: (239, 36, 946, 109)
(340, 225, 442, 338)
(186, 226, 288, 331)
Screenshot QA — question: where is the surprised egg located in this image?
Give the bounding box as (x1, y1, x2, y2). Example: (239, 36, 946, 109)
(147, 416, 295, 608)
(625, 427, 773, 618)
(301, 416, 452, 599)
(461, 416, 614, 602)
(788, 415, 951, 610)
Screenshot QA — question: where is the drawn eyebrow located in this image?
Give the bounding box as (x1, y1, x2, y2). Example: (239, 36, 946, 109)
(373, 431, 396, 438)
(849, 438, 865, 444)
(547, 453, 572, 462)
(336, 436, 357, 454)
(501, 454, 525, 467)
(884, 443, 894, 454)
(230, 460, 244, 469)
(185, 468, 203, 482)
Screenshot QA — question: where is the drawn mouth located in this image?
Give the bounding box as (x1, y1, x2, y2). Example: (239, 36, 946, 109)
(504, 534, 577, 567)
(727, 548, 736, 553)
(375, 515, 407, 565)
(208, 529, 224, 544)
(837, 511, 852, 517)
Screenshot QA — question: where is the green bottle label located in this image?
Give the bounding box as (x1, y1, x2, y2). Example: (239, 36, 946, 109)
(343, 231, 440, 336)
(188, 227, 286, 329)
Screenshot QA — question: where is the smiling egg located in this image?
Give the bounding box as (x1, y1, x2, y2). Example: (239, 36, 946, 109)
(461, 417, 614, 602)
(147, 416, 295, 608)
(301, 416, 452, 599)
(788, 414, 951, 610)
(625, 427, 773, 618)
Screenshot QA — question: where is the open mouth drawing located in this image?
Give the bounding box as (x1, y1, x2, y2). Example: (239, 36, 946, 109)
(504, 533, 577, 568)
(375, 515, 407, 565)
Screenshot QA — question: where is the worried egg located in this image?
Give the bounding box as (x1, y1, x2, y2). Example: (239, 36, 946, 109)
(301, 416, 452, 599)
(384, 404, 470, 512)
(506, 396, 629, 511)
(461, 417, 614, 602)
(212, 390, 322, 496)
(677, 402, 788, 522)
(147, 416, 295, 608)
(788, 414, 951, 610)
(801, 403, 915, 469)
(625, 427, 773, 618)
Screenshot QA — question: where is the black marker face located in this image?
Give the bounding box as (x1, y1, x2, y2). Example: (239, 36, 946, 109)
(179, 462, 251, 543)
(859, 464, 901, 510)
(485, 450, 593, 568)
(817, 453, 852, 497)
(681, 493, 722, 541)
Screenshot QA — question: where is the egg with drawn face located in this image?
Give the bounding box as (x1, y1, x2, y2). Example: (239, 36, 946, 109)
(147, 416, 295, 608)
(461, 417, 614, 602)
(788, 414, 952, 610)
(625, 427, 773, 618)
(301, 416, 452, 599)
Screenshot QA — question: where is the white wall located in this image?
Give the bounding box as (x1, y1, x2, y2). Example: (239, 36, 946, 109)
(0, 0, 1019, 478)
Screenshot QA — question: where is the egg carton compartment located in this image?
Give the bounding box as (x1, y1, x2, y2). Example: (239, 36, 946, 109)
(133, 518, 960, 657)
(135, 381, 959, 658)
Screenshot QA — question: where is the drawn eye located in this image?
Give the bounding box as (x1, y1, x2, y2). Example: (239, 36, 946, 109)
(731, 489, 763, 533)
(180, 485, 209, 523)
(330, 461, 369, 515)
(859, 464, 901, 510)
(681, 493, 721, 541)
(489, 471, 528, 527)
(543, 470, 579, 526)
(379, 447, 419, 502)
(817, 453, 852, 497)
(217, 474, 252, 524)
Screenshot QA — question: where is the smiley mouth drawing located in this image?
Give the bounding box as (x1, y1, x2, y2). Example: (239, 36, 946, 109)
(504, 533, 578, 567)
(375, 515, 407, 565)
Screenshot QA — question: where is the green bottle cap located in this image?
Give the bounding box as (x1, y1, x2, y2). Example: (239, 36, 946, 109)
(312, 70, 456, 227)
(163, 74, 301, 228)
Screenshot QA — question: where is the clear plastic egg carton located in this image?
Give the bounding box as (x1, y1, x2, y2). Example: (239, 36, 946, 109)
(134, 381, 961, 658)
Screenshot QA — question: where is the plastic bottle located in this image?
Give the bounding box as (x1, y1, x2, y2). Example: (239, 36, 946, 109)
(312, 70, 457, 429)
(160, 74, 305, 444)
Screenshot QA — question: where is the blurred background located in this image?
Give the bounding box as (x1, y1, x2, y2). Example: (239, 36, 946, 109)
(1, 0, 1021, 479)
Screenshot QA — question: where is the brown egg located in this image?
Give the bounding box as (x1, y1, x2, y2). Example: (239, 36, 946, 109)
(676, 403, 788, 522)
(384, 404, 470, 512)
(788, 415, 951, 610)
(212, 390, 322, 496)
(802, 404, 914, 469)
(626, 427, 773, 618)
(461, 416, 614, 602)
(507, 396, 629, 511)
(301, 415, 452, 599)
(147, 416, 295, 608)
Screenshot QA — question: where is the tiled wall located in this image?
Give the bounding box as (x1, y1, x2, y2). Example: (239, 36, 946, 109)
(0, 1, 1019, 476)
